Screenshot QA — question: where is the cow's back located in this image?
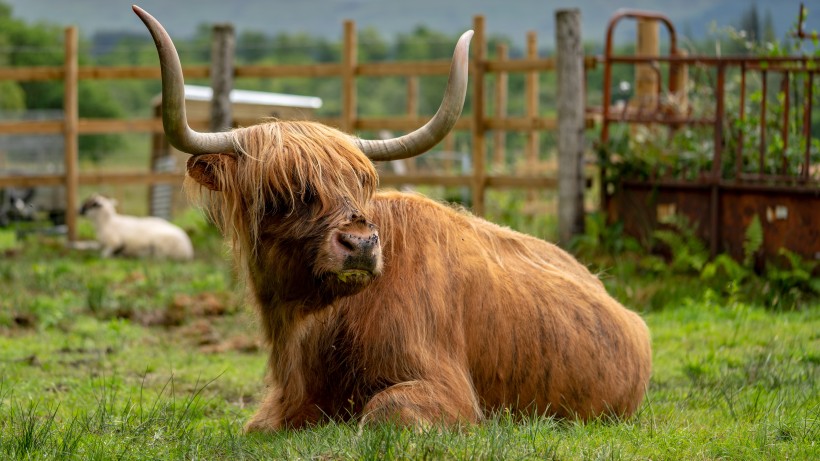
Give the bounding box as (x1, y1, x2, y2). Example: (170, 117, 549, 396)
(368, 191, 651, 420)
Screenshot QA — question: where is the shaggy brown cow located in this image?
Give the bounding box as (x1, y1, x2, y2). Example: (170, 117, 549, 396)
(134, 6, 652, 431)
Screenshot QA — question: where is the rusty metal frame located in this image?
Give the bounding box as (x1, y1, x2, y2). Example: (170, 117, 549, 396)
(600, 8, 820, 260)
(795, 3, 816, 40)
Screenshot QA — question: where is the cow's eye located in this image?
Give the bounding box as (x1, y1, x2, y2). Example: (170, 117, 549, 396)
(301, 184, 318, 205)
(261, 198, 280, 216)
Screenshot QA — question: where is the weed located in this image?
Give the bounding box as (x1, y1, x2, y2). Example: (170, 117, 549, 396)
(86, 279, 108, 315)
(762, 248, 820, 309)
(571, 212, 641, 260)
(651, 214, 708, 274)
(0, 229, 18, 253)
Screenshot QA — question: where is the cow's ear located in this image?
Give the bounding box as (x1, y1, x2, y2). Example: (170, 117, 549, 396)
(186, 154, 236, 191)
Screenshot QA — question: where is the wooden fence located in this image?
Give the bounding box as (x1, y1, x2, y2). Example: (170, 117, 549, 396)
(0, 12, 593, 242)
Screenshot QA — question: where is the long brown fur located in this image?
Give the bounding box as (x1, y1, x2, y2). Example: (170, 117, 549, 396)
(186, 120, 652, 431)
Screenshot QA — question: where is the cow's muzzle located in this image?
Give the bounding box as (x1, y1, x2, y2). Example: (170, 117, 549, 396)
(331, 228, 382, 280)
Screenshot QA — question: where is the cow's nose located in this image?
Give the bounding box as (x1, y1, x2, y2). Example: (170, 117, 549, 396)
(332, 229, 380, 271)
(335, 230, 378, 256)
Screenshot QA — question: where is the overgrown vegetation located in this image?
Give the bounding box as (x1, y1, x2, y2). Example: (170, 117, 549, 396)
(599, 5, 820, 184)
(572, 211, 820, 312)
(589, 7, 820, 316)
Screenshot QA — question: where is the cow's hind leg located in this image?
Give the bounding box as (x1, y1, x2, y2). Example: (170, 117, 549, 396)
(360, 367, 481, 428)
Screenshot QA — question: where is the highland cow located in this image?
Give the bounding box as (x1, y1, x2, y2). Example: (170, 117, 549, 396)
(134, 5, 652, 432)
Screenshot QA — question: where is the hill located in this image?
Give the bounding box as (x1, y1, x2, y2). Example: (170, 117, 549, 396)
(3, 0, 817, 49)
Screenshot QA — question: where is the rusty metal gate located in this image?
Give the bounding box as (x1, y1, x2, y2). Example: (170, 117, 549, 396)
(599, 7, 820, 264)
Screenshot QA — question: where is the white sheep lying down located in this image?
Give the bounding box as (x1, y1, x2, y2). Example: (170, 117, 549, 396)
(80, 194, 194, 261)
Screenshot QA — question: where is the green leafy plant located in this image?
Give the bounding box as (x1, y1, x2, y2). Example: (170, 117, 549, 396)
(701, 215, 762, 285)
(742, 215, 764, 267)
(763, 248, 820, 309)
(570, 212, 640, 259)
(698, 215, 820, 309)
(651, 214, 708, 274)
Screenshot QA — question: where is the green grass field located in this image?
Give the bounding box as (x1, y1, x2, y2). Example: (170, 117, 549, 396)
(0, 212, 817, 460)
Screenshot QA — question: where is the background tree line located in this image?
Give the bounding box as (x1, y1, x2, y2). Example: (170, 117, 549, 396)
(0, 0, 805, 163)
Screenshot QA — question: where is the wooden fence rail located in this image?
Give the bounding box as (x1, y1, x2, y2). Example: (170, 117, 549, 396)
(0, 14, 594, 242)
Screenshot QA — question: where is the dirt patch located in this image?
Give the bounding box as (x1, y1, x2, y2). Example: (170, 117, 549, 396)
(138, 292, 233, 327)
(199, 335, 261, 354)
(13, 312, 36, 328)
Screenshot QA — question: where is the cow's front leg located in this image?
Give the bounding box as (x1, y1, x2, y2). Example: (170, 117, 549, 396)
(360, 367, 482, 427)
(244, 385, 325, 433)
(244, 386, 285, 433)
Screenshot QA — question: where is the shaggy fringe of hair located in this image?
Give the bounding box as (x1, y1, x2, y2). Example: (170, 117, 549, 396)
(185, 120, 378, 263)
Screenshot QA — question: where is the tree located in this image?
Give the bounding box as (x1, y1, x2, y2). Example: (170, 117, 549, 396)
(237, 30, 269, 63)
(739, 4, 761, 44)
(0, 0, 124, 160)
(0, 4, 24, 111)
(762, 10, 776, 44)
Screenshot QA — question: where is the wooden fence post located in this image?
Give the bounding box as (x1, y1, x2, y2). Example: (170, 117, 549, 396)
(210, 23, 235, 132)
(525, 31, 539, 204)
(64, 26, 79, 242)
(493, 43, 508, 171)
(634, 19, 660, 112)
(342, 20, 357, 133)
(471, 15, 487, 216)
(556, 9, 585, 246)
(406, 76, 418, 117)
(406, 76, 419, 174)
(668, 48, 689, 118)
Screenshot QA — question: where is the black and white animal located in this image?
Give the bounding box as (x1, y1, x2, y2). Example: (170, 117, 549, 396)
(79, 194, 194, 260)
(0, 187, 37, 226)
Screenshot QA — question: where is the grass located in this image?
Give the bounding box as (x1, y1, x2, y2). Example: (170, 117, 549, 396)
(0, 210, 818, 459)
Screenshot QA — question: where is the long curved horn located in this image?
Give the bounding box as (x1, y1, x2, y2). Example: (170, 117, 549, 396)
(133, 5, 235, 155)
(354, 30, 473, 161)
